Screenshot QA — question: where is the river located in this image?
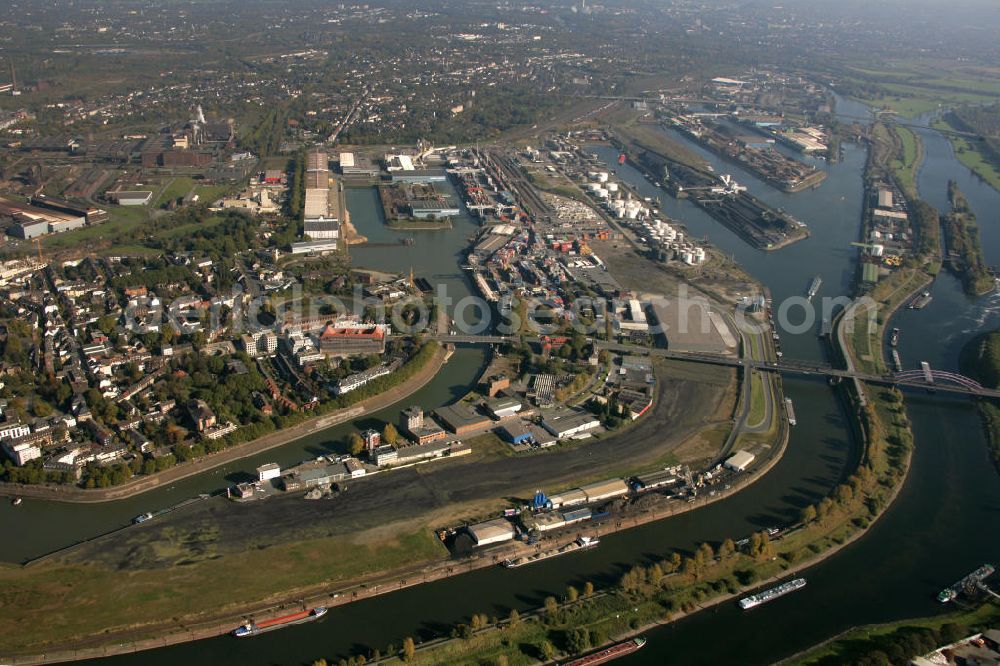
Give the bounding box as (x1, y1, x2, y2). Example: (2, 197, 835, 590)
(30, 96, 1000, 664)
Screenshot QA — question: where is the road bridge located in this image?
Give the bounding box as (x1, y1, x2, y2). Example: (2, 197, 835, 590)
(431, 334, 1000, 400)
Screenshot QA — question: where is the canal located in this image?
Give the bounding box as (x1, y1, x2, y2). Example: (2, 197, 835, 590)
(28, 96, 1000, 664)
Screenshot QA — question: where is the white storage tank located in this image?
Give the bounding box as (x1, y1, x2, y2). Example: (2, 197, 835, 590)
(606, 182, 619, 192)
(597, 172, 609, 183)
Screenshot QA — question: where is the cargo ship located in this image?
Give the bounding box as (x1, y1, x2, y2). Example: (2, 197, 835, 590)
(562, 637, 646, 665)
(738, 578, 806, 610)
(784, 397, 797, 426)
(909, 291, 933, 310)
(806, 275, 822, 300)
(937, 564, 995, 603)
(232, 607, 328, 637)
(502, 536, 599, 569)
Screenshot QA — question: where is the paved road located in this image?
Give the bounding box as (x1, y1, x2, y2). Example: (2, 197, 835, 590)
(435, 334, 1000, 399)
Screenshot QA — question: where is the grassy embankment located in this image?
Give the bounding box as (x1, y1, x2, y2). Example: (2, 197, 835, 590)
(309, 310, 913, 665)
(942, 181, 994, 295)
(933, 118, 1000, 192)
(0, 529, 444, 653)
(0, 354, 738, 656)
(959, 329, 1000, 473)
(781, 601, 1000, 665)
(309, 373, 912, 665)
(889, 126, 922, 198)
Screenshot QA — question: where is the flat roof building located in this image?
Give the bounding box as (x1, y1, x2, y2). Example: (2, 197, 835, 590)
(110, 191, 153, 206)
(541, 410, 601, 439)
(257, 462, 281, 482)
(467, 518, 515, 547)
(579, 479, 630, 503)
(434, 403, 493, 435)
(724, 450, 756, 472)
(547, 488, 588, 509)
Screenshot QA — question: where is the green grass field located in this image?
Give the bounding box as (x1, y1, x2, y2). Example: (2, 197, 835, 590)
(890, 126, 923, 198)
(39, 205, 153, 252)
(153, 176, 197, 208)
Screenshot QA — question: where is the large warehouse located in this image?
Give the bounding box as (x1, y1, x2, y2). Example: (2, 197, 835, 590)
(541, 410, 601, 439)
(0, 196, 87, 238)
(579, 479, 630, 503)
(724, 450, 756, 472)
(467, 518, 515, 547)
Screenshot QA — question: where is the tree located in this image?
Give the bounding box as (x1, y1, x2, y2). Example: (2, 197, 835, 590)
(382, 423, 399, 446)
(32, 399, 53, 418)
(347, 432, 365, 456)
(543, 595, 559, 619)
(567, 628, 591, 654)
(402, 637, 415, 662)
(800, 504, 818, 524)
(583, 581, 594, 596)
(508, 609, 520, 628)
(311, 660, 328, 666)
(540, 641, 555, 660)
(697, 542, 715, 564)
(565, 585, 579, 602)
(719, 538, 736, 559)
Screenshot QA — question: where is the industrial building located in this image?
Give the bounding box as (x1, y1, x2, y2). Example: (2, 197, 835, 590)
(409, 203, 461, 219)
(389, 169, 447, 184)
(541, 410, 602, 439)
(0, 196, 88, 238)
(579, 479, 630, 503)
(257, 462, 281, 482)
(303, 219, 340, 240)
(546, 488, 588, 509)
(109, 191, 153, 206)
(486, 396, 522, 419)
(724, 450, 756, 472)
(290, 239, 338, 255)
(339, 152, 379, 177)
(467, 518, 516, 547)
(433, 403, 493, 435)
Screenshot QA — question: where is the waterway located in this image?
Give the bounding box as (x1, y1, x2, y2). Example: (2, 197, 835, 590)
(30, 95, 1000, 664)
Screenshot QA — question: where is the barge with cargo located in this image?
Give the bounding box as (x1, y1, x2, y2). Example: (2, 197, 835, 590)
(232, 607, 328, 637)
(502, 536, 599, 569)
(738, 578, 806, 610)
(561, 637, 646, 665)
(938, 564, 995, 603)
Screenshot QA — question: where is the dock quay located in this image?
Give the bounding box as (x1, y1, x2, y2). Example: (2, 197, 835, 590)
(626, 141, 808, 250)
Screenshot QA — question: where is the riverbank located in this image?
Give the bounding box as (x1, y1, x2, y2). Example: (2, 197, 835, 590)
(0, 345, 451, 504)
(959, 330, 1000, 473)
(0, 360, 778, 664)
(779, 600, 1000, 665)
(321, 375, 912, 666)
(932, 117, 1000, 194)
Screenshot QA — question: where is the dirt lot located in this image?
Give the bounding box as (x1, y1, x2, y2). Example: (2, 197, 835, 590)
(591, 238, 758, 306)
